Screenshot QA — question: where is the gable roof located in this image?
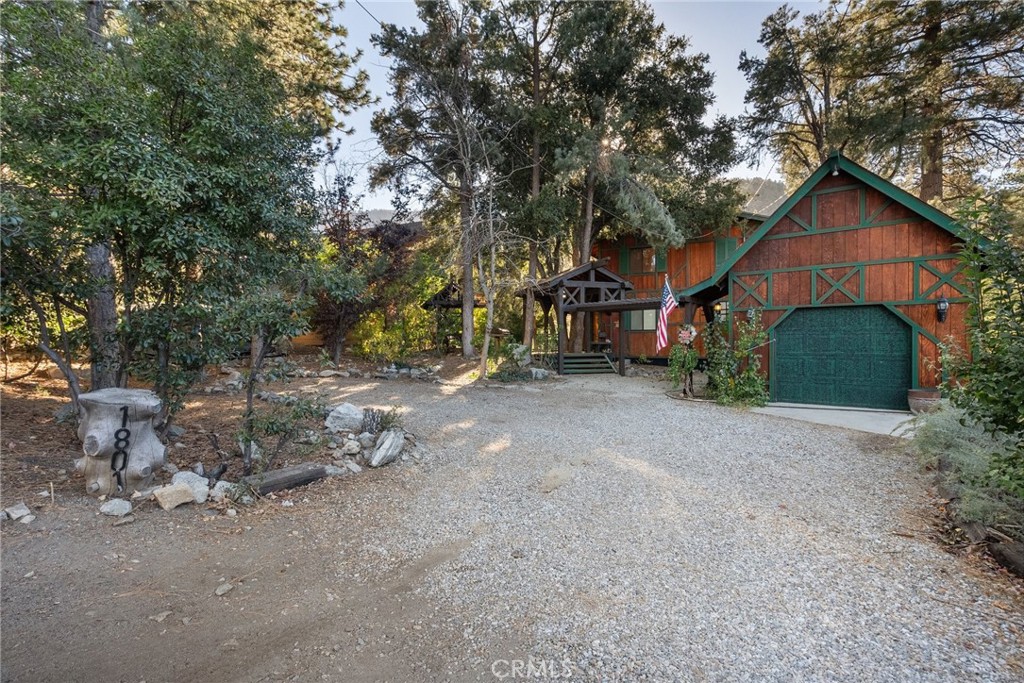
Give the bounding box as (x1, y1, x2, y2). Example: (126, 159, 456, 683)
(532, 258, 633, 293)
(680, 152, 971, 298)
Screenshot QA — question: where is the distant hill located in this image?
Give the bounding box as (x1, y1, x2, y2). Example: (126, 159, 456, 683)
(365, 209, 395, 224)
(733, 177, 787, 217)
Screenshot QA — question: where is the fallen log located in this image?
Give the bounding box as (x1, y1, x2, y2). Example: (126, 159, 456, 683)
(240, 462, 329, 496)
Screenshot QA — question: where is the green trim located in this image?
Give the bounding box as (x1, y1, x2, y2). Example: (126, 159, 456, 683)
(809, 183, 863, 196)
(731, 272, 769, 307)
(761, 216, 927, 240)
(689, 152, 976, 293)
(812, 266, 863, 305)
(866, 198, 893, 224)
(733, 254, 958, 277)
(619, 244, 629, 276)
(916, 260, 969, 299)
(788, 210, 813, 232)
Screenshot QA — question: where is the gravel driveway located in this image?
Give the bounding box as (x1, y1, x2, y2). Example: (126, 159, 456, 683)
(3, 372, 1020, 682)
(324, 373, 1022, 681)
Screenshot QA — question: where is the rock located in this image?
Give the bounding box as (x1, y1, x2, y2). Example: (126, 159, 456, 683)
(338, 371, 351, 378)
(357, 432, 376, 450)
(149, 610, 172, 623)
(990, 542, 1024, 579)
(324, 465, 346, 477)
(295, 429, 319, 445)
(340, 440, 361, 456)
(210, 480, 236, 503)
(153, 483, 196, 510)
(237, 439, 263, 462)
(20, 515, 36, 524)
(0, 511, 8, 522)
(325, 403, 363, 434)
(369, 429, 405, 468)
(214, 582, 235, 596)
(508, 343, 532, 368)
(166, 424, 186, 439)
(113, 516, 135, 527)
(225, 509, 237, 517)
(192, 462, 206, 476)
(172, 471, 210, 504)
(5, 502, 31, 520)
(162, 463, 179, 475)
(345, 461, 362, 474)
(530, 367, 550, 380)
(100, 499, 133, 517)
(319, 370, 338, 378)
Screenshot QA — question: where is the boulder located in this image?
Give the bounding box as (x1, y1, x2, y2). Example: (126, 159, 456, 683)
(100, 499, 132, 517)
(357, 432, 376, 450)
(369, 429, 405, 468)
(172, 471, 210, 504)
(166, 424, 186, 439)
(344, 460, 362, 474)
(325, 403, 364, 434)
(507, 343, 532, 368)
(340, 440, 361, 456)
(154, 483, 196, 510)
(530, 367, 550, 380)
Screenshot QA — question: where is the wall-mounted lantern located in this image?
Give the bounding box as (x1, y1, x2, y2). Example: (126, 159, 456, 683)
(713, 300, 729, 317)
(936, 296, 949, 323)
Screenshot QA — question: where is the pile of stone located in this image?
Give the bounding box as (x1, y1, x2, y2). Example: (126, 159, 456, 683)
(202, 365, 244, 394)
(372, 364, 441, 381)
(323, 402, 414, 468)
(287, 366, 366, 380)
(3, 502, 36, 525)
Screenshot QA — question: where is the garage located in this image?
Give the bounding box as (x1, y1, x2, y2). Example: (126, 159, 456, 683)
(772, 306, 912, 410)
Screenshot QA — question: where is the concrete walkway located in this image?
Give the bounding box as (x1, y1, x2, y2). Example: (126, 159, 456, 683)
(753, 402, 916, 437)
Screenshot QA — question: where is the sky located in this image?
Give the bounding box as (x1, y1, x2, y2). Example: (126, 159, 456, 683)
(333, 0, 821, 209)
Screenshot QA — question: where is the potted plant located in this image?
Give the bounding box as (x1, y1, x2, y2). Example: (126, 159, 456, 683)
(907, 387, 942, 414)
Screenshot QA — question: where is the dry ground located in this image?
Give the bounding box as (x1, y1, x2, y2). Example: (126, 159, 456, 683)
(1, 355, 1022, 682)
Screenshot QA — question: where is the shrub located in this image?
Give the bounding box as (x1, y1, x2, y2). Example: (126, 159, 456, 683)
(911, 405, 1024, 538)
(705, 310, 769, 406)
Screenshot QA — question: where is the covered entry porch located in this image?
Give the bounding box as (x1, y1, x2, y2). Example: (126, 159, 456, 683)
(523, 259, 713, 376)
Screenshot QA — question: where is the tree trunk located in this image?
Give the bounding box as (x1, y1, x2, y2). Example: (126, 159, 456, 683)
(919, 2, 944, 202)
(569, 174, 597, 352)
(522, 17, 543, 351)
(83, 3, 120, 390)
(85, 242, 120, 390)
(460, 176, 476, 358)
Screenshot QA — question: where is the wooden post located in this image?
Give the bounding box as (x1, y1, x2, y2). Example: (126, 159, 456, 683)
(555, 290, 566, 375)
(618, 311, 626, 376)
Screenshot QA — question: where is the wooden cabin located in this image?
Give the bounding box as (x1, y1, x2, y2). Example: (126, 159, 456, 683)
(597, 152, 972, 410)
(592, 212, 766, 357)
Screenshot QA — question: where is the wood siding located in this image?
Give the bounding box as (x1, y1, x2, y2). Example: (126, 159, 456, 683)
(731, 169, 969, 390)
(594, 223, 750, 358)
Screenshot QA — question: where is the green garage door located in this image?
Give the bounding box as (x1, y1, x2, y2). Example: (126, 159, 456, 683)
(773, 306, 911, 410)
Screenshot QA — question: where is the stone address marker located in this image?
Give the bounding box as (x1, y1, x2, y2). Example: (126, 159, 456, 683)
(75, 388, 165, 497)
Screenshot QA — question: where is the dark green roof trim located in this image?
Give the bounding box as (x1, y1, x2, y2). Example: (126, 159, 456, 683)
(678, 152, 976, 300)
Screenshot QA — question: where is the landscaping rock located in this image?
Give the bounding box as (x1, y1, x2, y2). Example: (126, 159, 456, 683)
(20, 515, 36, 524)
(166, 424, 186, 439)
(530, 367, 550, 380)
(324, 465, 346, 477)
(153, 483, 196, 510)
(345, 461, 362, 474)
(508, 343, 532, 368)
(99, 499, 132, 517)
(210, 480, 236, 503)
(214, 582, 234, 596)
(357, 432, 376, 450)
(4, 502, 31, 521)
(340, 440, 361, 456)
(369, 429, 405, 468)
(325, 403, 364, 434)
(172, 471, 210, 504)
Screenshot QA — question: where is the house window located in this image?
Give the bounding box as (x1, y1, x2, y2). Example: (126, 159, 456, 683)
(627, 309, 657, 331)
(629, 247, 656, 274)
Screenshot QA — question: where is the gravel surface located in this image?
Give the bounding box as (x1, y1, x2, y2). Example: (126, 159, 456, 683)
(319, 374, 1022, 681)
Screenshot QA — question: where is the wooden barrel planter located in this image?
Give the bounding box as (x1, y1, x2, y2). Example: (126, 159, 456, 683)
(908, 388, 942, 415)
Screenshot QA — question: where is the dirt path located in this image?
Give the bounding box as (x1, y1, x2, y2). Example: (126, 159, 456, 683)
(2, 373, 1022, 682)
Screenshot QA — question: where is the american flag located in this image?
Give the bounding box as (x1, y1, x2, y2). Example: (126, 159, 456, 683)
(656, 276, 678, 353)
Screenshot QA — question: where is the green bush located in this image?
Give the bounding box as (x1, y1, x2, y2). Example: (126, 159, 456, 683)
(667, 342, 698, 390)
(705, 310, 769, 406)
(942, 200, 1024, 497)
(911, 405, 1024, 538)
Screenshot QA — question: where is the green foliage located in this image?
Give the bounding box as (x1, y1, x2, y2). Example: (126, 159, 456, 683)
(667, 342, 698, 390)
(362, 405, 404, 434)
(740, 1, 1024, 197)
(239, 392, 327, 476)
(942, 199, 1024, 497)
(705, 311, 769, 407)
(911, 406, 1023, 539)
(0, 1, 357, 409)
